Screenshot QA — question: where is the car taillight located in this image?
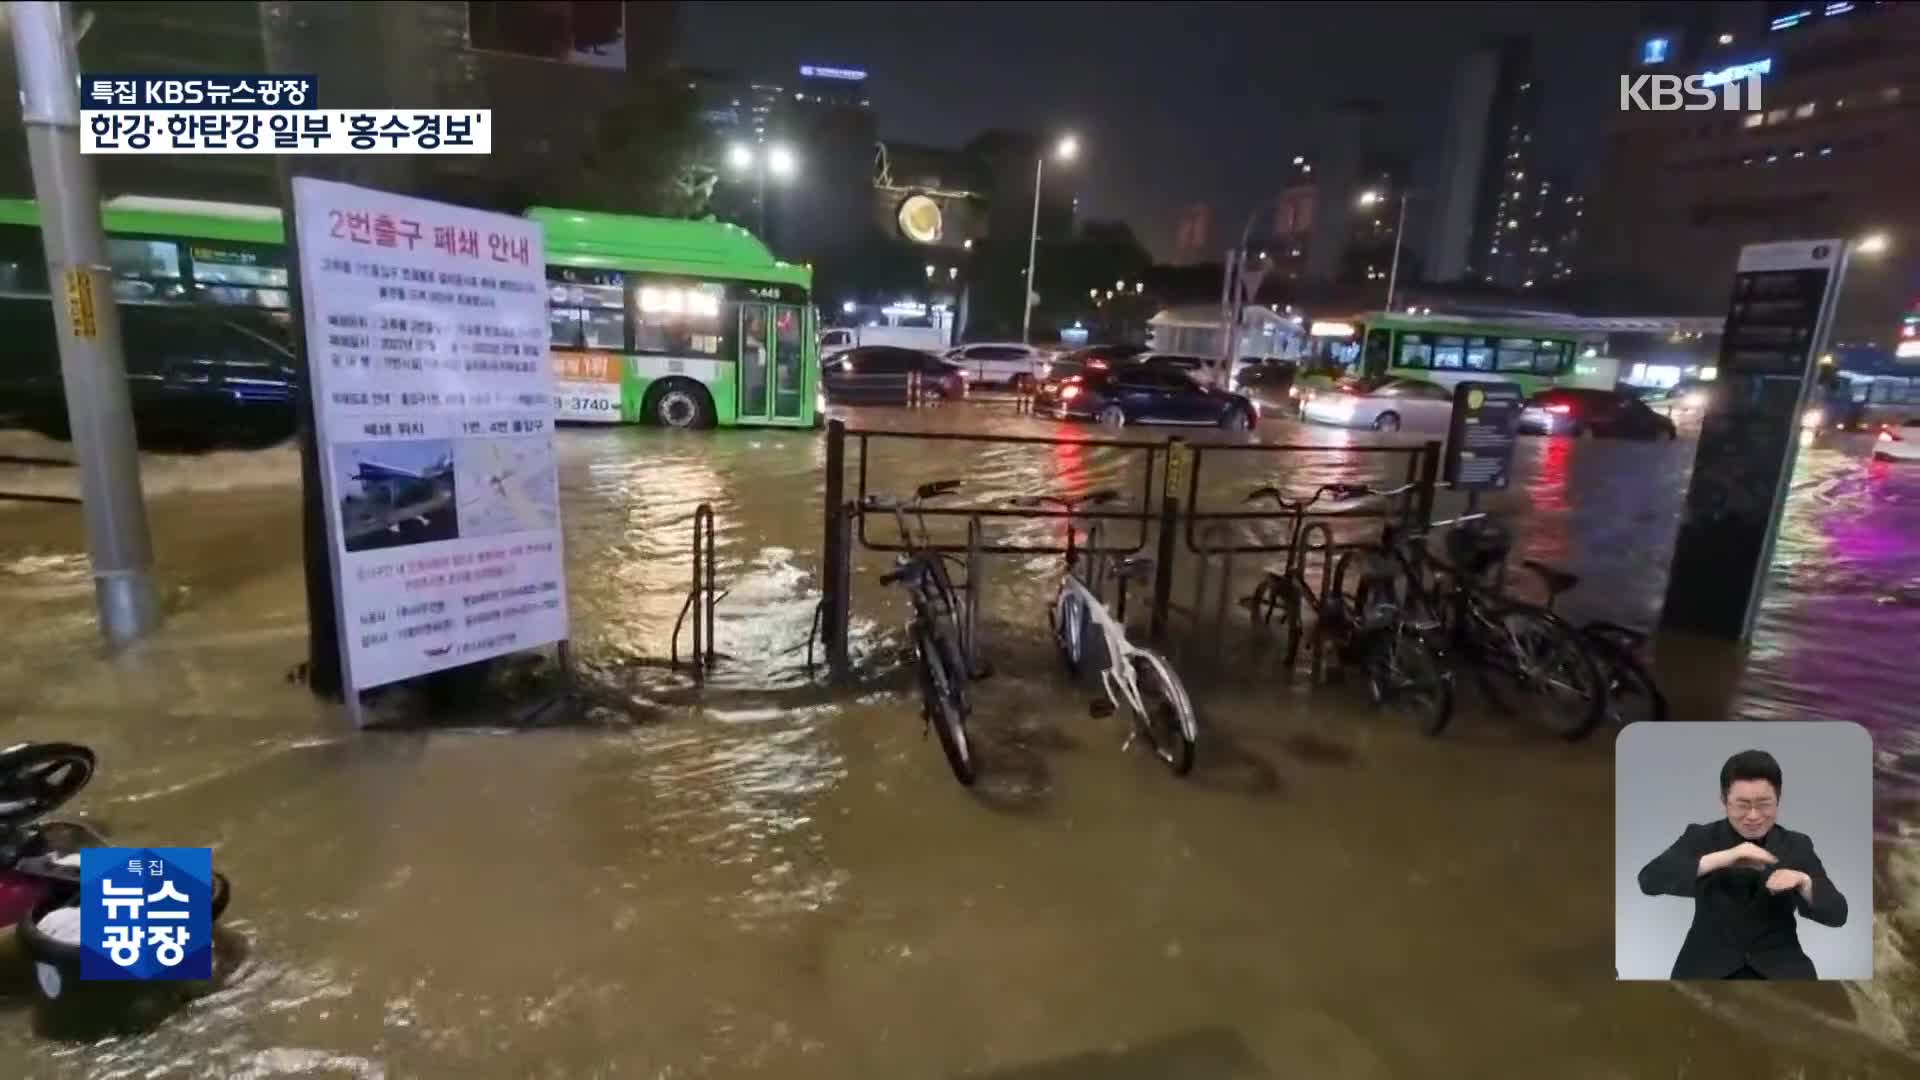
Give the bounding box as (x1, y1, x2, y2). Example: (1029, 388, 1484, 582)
(1546, 404, 1572, 414)
(1088, 359, 1108, 370)
(1061, 385, 1081, 400)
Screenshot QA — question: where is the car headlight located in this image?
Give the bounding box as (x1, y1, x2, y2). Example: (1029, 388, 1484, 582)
(1683, 391, 1708, 409)
(1801, 407, 1823, 430)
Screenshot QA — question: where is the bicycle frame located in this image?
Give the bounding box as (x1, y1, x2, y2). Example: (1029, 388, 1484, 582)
(1055, 571, 1155, 721)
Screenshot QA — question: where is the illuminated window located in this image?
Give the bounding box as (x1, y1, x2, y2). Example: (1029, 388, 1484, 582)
(1742, 112, 1764, 128)
(1765, 108, 1787, 125)
(1885, 86, 1904, 104)
(1817, 143, 1832, 156)
(1794, 102, 1815, 118)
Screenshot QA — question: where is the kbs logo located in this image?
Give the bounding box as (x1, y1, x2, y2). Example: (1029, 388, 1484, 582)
(1619, 61, 1768, 112)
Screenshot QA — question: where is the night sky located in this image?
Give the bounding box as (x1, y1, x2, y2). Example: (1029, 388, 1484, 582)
(680, 1, 1645, 260)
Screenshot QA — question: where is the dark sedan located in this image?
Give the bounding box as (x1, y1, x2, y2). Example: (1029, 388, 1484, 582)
(1518, 387, 1677, 439)
(823, 345, 969, 404)
(1034, 343, 1150, 409)
(1051, 364, 1258, 430)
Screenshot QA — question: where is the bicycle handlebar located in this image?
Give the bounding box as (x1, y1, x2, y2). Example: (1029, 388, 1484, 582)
(1007, 488, 1119, 511)
(1243, 481, 1417, 510)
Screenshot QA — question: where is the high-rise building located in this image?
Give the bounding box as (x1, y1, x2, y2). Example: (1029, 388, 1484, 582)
(1582, 1, 1918, 336)
(1426, 36, 1533, 287)
(1170, 202, 1215, 266)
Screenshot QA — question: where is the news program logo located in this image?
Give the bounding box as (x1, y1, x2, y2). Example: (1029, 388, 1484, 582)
(1620, 59, 1769, 112)
(79, 75, 491, 156)
(79, 847, 215, 981)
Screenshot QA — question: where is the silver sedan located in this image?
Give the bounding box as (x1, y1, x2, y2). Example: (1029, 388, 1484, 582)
(1298, 377, 1454, 433)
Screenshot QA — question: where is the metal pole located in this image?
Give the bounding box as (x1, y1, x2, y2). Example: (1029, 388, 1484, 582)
(757, 162, 766, 241)
(1385, 192, 1409, 313)
(11, 0, 160, 648)
(821, 419, 848, 677)
(1021, 155, 1044, 344)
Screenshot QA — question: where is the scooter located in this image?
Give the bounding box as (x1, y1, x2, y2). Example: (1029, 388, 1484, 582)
(0, 742, 233, 1002)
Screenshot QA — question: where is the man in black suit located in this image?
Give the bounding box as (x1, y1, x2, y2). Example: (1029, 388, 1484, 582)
(1637, 748, 1848, 979)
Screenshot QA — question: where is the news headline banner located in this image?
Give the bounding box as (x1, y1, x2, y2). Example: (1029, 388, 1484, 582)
(80, 75, 490, 156)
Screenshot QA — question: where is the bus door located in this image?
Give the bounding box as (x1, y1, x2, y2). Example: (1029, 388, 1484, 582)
(736, 301, 807, 422)
(737, 303, 772, 422)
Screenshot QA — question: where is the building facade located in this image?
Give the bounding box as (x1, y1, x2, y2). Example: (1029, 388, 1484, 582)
(1583, 1, 1919, 337)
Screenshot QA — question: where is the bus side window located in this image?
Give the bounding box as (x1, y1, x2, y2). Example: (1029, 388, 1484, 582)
(1534, 341, 1570, 375)
(1495, 337, 1536, 372)
(1364, 328, 1394, 374)
(1433, 335, 1465, 369)
(1464, 336, 1494, 371)
(0, 224, 48, 295)
(1394, 332, 1430, 369)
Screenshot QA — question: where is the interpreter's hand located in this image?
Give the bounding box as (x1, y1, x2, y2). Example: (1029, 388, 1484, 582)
(1765, 868, 1810, 895)
(1726, 842, 1778, 869)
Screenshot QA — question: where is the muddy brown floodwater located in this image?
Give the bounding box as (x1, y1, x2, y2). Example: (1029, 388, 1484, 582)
(0, 406, 1917, 1078)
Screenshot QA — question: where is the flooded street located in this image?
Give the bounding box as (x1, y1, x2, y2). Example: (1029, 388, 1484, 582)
(2, 406, 1919, 1078)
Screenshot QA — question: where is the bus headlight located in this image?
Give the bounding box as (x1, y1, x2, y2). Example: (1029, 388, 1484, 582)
(816, 388, 827, 415)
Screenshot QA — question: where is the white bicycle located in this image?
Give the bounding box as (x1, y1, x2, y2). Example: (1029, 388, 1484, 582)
(1011, 490, 1198, 776)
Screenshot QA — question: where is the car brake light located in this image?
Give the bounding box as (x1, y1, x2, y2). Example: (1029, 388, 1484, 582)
(1088, 359, 1108, 370)
(1546, 404, 1572, 414)
(1061, 385, 1081, 401)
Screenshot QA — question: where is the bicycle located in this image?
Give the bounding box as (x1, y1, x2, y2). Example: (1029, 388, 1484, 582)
(1011, 489, 1198, 776)
(1411, 516, 1609, 740)
(866, 480, 977, 786)
(1521, 560, 1669, 726)
(1242, 482, 1454, 736)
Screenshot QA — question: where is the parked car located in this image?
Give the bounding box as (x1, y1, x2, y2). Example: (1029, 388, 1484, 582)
(1034, 343, 1151, 409)
(1298, 376, 1453, 433)
(1873, 419, 1920, 462)
(818, 324, 950, 359)
(0, 296, 297, 449)
(944, 342, 1049, 389)
(822, 345, 968, 404)
(1518, 387, 1677, 439)
(1051, 363, 1257, 430)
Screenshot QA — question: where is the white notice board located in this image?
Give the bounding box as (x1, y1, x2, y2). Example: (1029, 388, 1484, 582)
(293, 177, 569, 695)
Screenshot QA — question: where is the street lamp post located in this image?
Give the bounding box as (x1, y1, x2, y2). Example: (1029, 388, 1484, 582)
(1022, 133, 1078, 344)
(1358, 188, 1412, 313)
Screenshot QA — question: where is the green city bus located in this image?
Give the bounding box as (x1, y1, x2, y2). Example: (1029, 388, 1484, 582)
(531, 207, 818, 429)
(0, 196, 819, 431)
(1312, 313, 1603, 395)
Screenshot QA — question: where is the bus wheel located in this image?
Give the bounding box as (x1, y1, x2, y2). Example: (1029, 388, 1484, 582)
(647, 380, 715, 429)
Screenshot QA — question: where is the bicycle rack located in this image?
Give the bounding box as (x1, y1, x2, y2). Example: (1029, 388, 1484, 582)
(671, 502, 726, 681)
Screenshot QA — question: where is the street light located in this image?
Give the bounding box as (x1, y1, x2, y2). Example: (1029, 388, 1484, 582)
(1022, 131, 1081, 343)
(727, 142, 796, 239)
(925, 264, 935, 279)
(1856, 231, 1891, 256)
(1357, 187, 1413, 313)
(766, 143, 797, 179)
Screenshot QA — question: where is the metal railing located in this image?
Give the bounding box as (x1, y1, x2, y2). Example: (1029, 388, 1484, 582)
(670, 502, 723, 680)
(812, 420, 1443, 682)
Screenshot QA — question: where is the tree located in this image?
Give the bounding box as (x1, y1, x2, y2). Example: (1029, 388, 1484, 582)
(575, 77, 713, 218)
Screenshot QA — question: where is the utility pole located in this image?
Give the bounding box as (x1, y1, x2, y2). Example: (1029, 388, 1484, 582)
(1020, 154, 1044, 344)
(1385, 191, 1409, 313)
(10, 0, 161, 647)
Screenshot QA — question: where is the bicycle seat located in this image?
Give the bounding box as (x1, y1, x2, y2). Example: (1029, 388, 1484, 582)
(915, 479, 962, 501)
(1521, 559, 1581, 597)
(1009, 489, 1120, 511)
(1110, 556, 1155, 582)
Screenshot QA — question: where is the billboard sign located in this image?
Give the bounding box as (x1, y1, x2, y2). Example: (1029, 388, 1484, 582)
(1661, 239, 1846, 642)
(292, 178, 569, 704)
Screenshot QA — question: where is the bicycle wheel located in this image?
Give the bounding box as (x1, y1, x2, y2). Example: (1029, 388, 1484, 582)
(1587, 634, 1668, 726)
(1364, 625, 1454, 736)
(912, 622, 976, 786)
(1053, 587, 1090, 677)
(1128, 649, 1197, 776)
(1475, 603, 1606, 740)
